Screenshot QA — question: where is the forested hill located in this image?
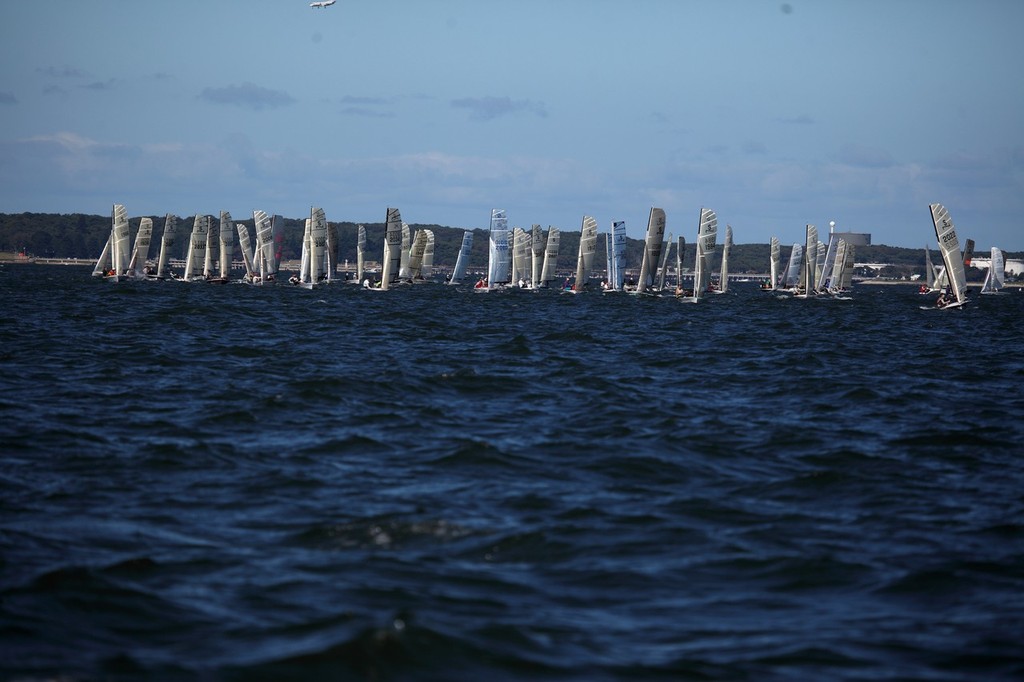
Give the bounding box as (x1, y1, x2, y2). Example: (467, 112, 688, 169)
(1, 211, 1017, 279)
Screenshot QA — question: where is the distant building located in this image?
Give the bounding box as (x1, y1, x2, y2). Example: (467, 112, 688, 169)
(969, 258, 1024, 276)
(832, 231, 870, 247)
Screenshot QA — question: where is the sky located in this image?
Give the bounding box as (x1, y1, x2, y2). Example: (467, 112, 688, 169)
(1, 0, 1022, 250)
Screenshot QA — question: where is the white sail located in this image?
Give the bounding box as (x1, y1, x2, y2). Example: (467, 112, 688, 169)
(768, 236, 780, 289)
(540, 226, 559, 286)
(380, 207, 403, 290)
(839, 242, 855, 290)
(237, 223, 255, 279)
(252, 210, 273, 280)
(183, 214, 209, 281)
(299, 219, 312, 285)
(448, 230, 473, 285)
(398, 222, 411, 279)
(571, 216, 598, 291)
(675, 235, 686, 292)
(92, 234, 112, 278)
(309, 208, 328, 285)
(109, 204, 131, 279)
(606, 220, 626, 290)
(202, 216, 217, 279)
(980, 247, 1005, 294)
(407, 229, 428, 280)
(530, 225, 544, 287)
(716, 224, 733, 293)
(691, 208, 718, 301)
(486, 209, 510, 288)
(356, 224, 366, 282)
(126, 217, 153, 279)
(818, 232, 840, 292)
(929, 202, 968, 306)
(422, 230, 435, 279)
(154, 214, 178, 279)
(635, 207, 666, 293)
(655, 233, 673, 292)
(784, 244, 802, 288)
(217, 211, 234, 280)
(798, 224, 818, 296)
(829, 239, 847, 292)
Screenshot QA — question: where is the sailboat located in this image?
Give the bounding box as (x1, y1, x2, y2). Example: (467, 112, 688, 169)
(355, 224, 366, 284)
(126, 217, 154, 280)
(207, 211, 234, 284)
(794, 224, 818, 298)
(980, 247, 1006, 295)
(674, 235, 686, 294)
(711, 224, 733, 294)
(398, 222, 412, 280)
(296, 207, 328, 289)
(762, 236, 780, 290)
(406, 229, 428, 281)
(376, 207, 403, 291)
(530, 225, 544, 289)
(236, 223, 256, 282)
(539, 226, 559, 288)
(182, 214, 209, 282)
(925, 244, 937, 292)
(681, 208, 718, 302)
(654, 232, 673, 293)
(780, 243, 802, 292)
(928, 202, 969, 309)
(155, 214, 179, 280)
(568, 216, 598, 292)
(477, 209, 510, 292)
(604, 220, 627, 291)
(447, 230, 473, 285)
(94, 204, 132, 282)
(634, 207, 666, 295)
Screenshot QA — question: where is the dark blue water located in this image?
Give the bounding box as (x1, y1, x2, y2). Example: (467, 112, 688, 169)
(2, 264, 1023, 681)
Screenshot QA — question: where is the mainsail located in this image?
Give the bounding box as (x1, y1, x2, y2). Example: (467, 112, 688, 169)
(237, 223, 255, 280)
(572, 216, 598, 291)
(218, 211, 234, 280)
(609, 220, 626, 290)
(155, 214, 179, 279)
(929, 202, 968, 306)
(691, 208, 718, 300)
(530, 224, 544, 287)
(356, 224, 366, 282)
(380, 207, 403, 290)
(110, 204, 131, 278)
(769, 236, 780, 289)
(448, 230, 473, 284)
(183, 214, 209, 281)
(127, 217, 153, 279)
(717, 224, 733, 293)
(540, 226, 559, 286)
(635, 207, 666, 293)
(487, 209, 510, 287)
(980, 247, 1005, 294)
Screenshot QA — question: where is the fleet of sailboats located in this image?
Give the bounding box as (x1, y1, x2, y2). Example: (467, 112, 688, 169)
(89, 202, 1011, 307)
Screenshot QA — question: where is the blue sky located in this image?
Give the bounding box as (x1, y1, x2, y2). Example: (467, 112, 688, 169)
(1, 0, 1022, 250)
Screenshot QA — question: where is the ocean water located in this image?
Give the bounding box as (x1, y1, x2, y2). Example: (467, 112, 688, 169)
(2, 264, 1023, 681)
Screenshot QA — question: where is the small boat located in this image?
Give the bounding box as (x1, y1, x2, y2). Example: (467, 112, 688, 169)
(633, 207, 666, 295)
(980, 247, 1006, 295)
(447, 230, 473, 285)
(928, 202, 969, 309)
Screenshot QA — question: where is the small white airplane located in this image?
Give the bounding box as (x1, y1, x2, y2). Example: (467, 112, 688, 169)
(310, 0, 335, 7)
